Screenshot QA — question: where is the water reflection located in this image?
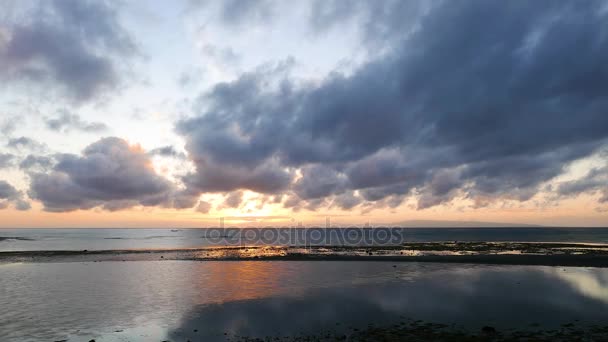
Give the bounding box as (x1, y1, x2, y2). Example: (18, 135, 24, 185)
(546, 267, 608, 304)
(169, 264, 608, 341)
(1, 261, 607, 342)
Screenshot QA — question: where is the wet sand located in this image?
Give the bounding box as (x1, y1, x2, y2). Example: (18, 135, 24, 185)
(2, 242, 608, 267)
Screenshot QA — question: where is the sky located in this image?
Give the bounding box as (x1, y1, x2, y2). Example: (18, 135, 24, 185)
(1, 0, 608, 228)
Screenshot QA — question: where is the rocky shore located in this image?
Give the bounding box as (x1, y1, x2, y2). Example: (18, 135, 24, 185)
(230, 319, 608, 342)
(2, 242, 608, 267)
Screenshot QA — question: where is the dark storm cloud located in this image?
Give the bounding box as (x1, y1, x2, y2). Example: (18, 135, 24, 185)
(28, 137, 175, 212)
(417, 169, 463, 210)
(0, 0, 137, 102)
(293, 165, 347, 200)
(181, 158, 292, 194)
(45, 111, 108, 133)
(177, 0, 608, 211)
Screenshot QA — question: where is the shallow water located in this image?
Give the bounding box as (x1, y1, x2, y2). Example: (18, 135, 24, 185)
(2, 227, 608, 252)
(1, 261, 607, 341)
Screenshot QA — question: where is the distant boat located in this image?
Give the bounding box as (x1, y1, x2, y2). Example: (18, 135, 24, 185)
(171, 229, 181, 232)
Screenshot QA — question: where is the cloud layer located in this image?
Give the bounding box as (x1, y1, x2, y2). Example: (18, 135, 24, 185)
(29, 137, 174, 212)
(45, 111, 108, 133)
(0, 0, 136, 102)
(176, 0, 608, 211)
(2, 0, 608, 216)
(0, 180, 30, 211)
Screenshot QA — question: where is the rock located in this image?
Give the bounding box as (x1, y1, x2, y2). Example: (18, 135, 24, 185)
(89, 340, 96, 342)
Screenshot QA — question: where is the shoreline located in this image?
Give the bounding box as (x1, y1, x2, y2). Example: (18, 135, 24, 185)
(2, 242, 608, 267)
(230, 319, 608, 342)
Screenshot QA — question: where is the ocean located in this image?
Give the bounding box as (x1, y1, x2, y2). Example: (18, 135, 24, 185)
(1, 227, 608, 252)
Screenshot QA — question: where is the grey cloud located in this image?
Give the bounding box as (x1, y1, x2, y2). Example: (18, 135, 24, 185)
(196, 200, 212, 213)
(148, 146, 187, 159)
(0, 181, 19, 199)
(360, 183, 412, 202)
(0, 0, 137, 102)
(172, 189, 201, 209)
(304, 198, 329, 211)
(309, 0, 430, 49)
(202, 45, 241, 66)
(417, 169, 463, 210)
(176, 0, 608, 211)
(180, 152, 293, 194)
(0, 153, 15, 168)
(293, 165, 347, 200)
(0, 180, 30, 211)
(222, 191, 243, 209)
(282, 194, 301, 210)
(7, 137, 47, 152)
(28, 137, 175, 212)
(14, 199, 32, 211)
(557, 166, 608, 202)
(45, 111, 108, 133)
(195, 0, 427, 50)
(0, 117, 19, 136)
(178, 69, 204, 88)
(190, 0, 275, 28)
(333, 191, 362, 210)
(19, 155, 54, 171)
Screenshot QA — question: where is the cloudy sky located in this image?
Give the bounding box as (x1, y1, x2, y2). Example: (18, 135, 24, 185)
(1, 0, 608, 227)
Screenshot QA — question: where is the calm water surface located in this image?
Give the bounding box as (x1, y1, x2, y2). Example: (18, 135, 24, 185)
(1, 261, 607, 341)
(2, 228, 608, 251)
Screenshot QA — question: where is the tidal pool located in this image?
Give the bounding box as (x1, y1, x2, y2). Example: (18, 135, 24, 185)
(1, 261, 607, 341)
